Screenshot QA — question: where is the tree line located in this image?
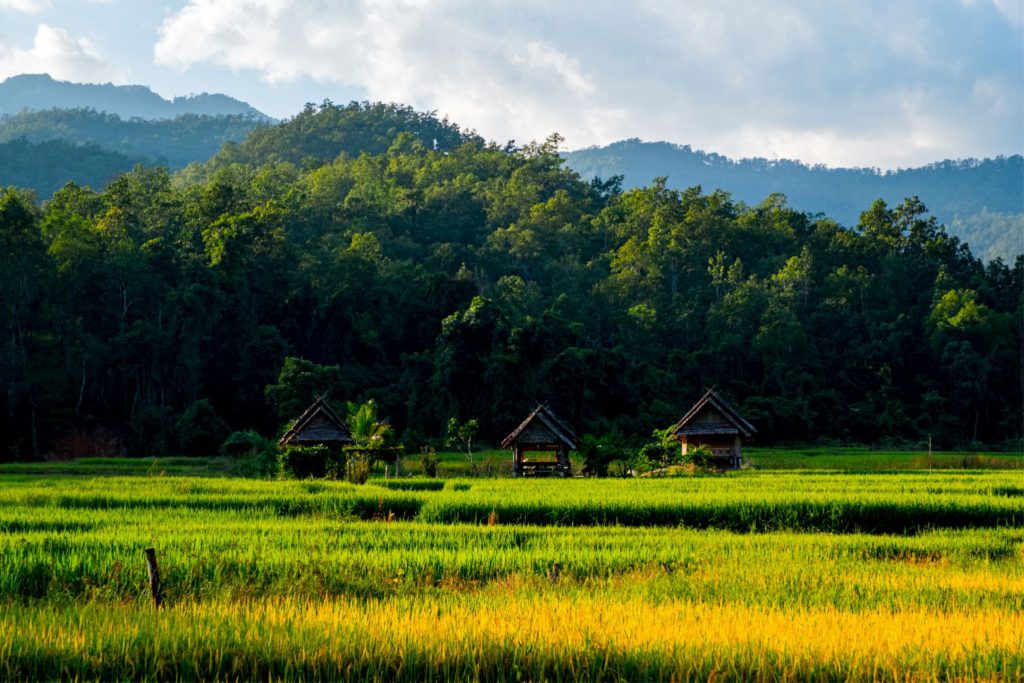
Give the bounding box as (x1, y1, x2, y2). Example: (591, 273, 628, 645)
(0, 101, 1020, 460)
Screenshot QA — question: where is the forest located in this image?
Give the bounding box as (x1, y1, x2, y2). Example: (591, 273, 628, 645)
(0, 108, 263, 170)
(0, 101, 1020, 460)
(565, 140, 1024, 262)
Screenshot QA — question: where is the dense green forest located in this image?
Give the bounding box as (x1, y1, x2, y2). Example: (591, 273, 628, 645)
(0, 101, 1020, 460)
(0, 138, 138, 198)
(0, 108, 264, 172)
(564, 140, 1024, 262)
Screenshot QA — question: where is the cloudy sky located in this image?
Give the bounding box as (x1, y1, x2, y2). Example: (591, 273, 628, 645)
(0, 0, 1020, 168)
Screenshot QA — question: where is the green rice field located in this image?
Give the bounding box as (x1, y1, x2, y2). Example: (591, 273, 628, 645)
(0, 453, 1021, 680)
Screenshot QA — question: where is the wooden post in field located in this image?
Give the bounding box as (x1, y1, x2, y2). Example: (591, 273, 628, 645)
(144, 547, 164, 609)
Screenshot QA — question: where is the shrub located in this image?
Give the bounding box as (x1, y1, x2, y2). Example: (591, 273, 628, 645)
(687, 444, 715, 469)
(638, 428, 681, 475)
(220, 431, 277, 476)
(128, 406, 175, 456)
(277, 445, 342, 479)
(220, 430, 271, 458)
(176, 400, 230, 457)
(417, 446, 439, 478)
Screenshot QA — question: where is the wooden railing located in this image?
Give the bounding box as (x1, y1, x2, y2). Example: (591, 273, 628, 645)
(518, 461, 570, 477)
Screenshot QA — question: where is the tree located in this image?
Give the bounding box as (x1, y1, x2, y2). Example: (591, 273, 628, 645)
(637, 428, 681, 475)
(446, 417, 479, 475)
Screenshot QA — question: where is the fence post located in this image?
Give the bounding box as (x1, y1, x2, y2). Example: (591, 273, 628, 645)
(144, 547, 164, 609)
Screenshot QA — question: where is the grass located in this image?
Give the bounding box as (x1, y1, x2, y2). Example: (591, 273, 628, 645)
(747, 446, 1024, 470)
(0, 454, 1022, 680)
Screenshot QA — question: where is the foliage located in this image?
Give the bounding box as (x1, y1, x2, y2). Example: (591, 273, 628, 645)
(0, 138, 139, 198)
(445, 417, 480, 475)
(220, 430, 273, 458)
(0, 108, 263, 171)
(264, 358, 343, 421)
(0, 101, 1020, 462)
(564, 139, 1024, 262)
(578, 433, 632, 477)
(176, 400, 231, 457)
(637, 428, 682, 474)
(686, 444, 715, 469)
(345, 400, 392, 447)
(276, 444, 342, 479)
(417, 446, 439, 477)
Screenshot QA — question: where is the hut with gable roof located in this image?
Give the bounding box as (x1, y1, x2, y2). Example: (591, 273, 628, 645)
(670, 388, 756, 469)
(278, 395, 354, 450)
(502, 403, 578, 477)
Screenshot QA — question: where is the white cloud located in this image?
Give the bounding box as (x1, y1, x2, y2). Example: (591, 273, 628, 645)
(155, 0, 1023, 169)
(990, 0, 1024, 27)
(0, 23, 125, 83)
(0, 0, 50, 13)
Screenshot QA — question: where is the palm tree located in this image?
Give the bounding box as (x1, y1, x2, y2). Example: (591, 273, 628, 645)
(345, 400, 391, 447)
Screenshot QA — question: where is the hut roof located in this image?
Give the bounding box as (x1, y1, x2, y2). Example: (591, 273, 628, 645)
(671, 388, 756, 438)
(278, 396, 354, 447)
(501, 403, 579, 449)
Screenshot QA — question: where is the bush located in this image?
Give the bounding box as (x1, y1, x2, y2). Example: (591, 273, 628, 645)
(637, 428, 681, 475)
(220, 431, 277, 477)
(220, 430, 271, 458)
(176, 400, 231, 457)
(128, 406, 175, 456)
(686, 444, 714, 469)
(347, 454, 371, 484)
(417, 446, 439, 477)
(277, 444, 340, 479)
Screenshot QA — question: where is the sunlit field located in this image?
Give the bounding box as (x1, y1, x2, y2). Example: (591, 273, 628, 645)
(1, 456, 1022, 680)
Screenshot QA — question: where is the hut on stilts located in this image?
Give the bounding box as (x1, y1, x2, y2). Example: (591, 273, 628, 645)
(502, 404, 578, 477)
(670, 388, 755, 469)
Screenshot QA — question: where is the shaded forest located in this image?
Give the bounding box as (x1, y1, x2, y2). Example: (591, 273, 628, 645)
(0, 108, 265, 172)
(0, 138, 138, 198)
(0, 101, 1020, 460)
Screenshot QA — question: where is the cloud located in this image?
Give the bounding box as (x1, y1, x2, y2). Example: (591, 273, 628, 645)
(0, 0, 50, 13)
(0, 23, 126, 83)
(155, 0, 1023, 168)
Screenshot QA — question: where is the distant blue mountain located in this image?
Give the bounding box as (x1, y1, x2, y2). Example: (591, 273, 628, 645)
(564, 139, 1023, 262)
(0, 73, 271, 121)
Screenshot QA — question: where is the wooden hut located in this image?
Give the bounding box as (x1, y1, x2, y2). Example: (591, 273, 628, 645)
(670, 388, 755, 469)
(502, 404, 578, 477)
(278, 396, 354, 449)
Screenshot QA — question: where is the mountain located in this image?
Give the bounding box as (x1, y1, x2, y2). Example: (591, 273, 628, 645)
(0, 74, 271, 120)
(194, 100, 477, 171)
(564, 140, 1023, 262)
(0, 108, 266, 172)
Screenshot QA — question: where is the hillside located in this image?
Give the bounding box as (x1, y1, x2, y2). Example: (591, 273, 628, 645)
(0, 108, 266, 173)
(191, 100, 478, 172)
(564, 140, 1023, 261)
(0, 138, 138, 197)
(0, 74, 269, 120)
(0, 103, 1019, 461)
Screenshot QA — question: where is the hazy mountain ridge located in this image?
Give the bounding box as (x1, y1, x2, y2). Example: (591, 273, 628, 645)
(0, 108, 266, 172)
(563, 139, 1023, 261)
(0, 74, 271, 120)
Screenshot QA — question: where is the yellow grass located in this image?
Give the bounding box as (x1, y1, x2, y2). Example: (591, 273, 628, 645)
(7, 592, 1022, 681)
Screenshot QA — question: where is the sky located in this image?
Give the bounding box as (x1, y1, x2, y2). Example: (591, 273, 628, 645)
(0, 0, 1020, 169)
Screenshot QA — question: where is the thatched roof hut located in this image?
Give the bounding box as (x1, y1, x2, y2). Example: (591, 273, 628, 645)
(278, 396, 354, 448)
(502, 403, 578, 477)
(671, 388, 755, 469)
